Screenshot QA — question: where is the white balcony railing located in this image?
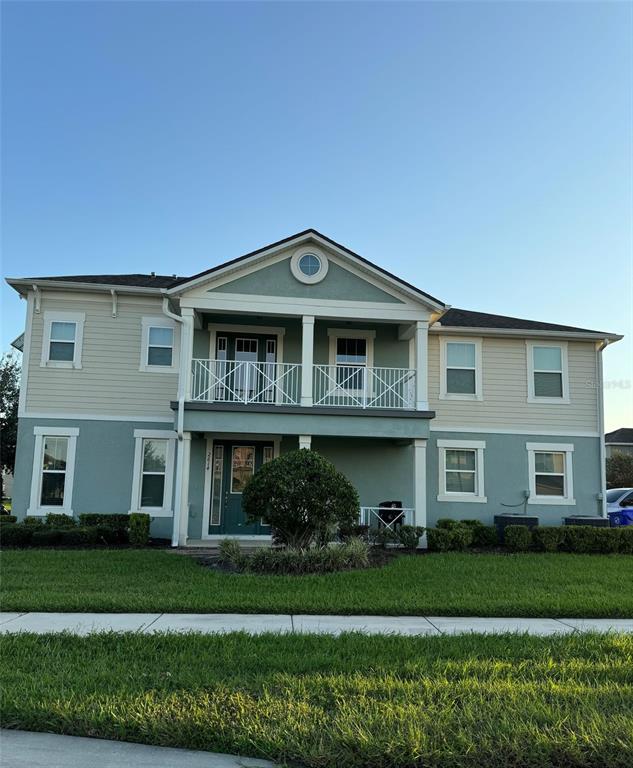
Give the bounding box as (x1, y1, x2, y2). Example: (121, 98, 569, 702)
(191, 359, 301, 405)
(313, 365, 416, 409)
(360, 507, 416, 528)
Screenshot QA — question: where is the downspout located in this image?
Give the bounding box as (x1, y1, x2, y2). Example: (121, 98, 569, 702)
(597, 338, 609, 517)
(162, 297, 185, 546)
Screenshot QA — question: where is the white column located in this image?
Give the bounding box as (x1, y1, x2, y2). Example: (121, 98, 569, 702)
(414, 320, 429, 411)
(301, 315, 315, 407)
(176, 432, 192, 547)
(180, 309, 195, 400)
(298, 435, 312, 450)
(413, 438, 428, 548)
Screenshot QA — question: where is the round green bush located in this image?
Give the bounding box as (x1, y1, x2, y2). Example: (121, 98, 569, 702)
(427, 528, 452, 551)
(504, 525, 533, 552)
(242, 450, 360, 548)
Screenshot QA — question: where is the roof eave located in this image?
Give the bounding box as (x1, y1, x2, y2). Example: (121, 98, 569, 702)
(5, 277, 167, 296)
(429, 324, 623, 342)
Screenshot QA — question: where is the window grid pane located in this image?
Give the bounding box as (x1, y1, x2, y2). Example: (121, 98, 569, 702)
(534, 372, 563, 398)
(533, 346, 562, 372)
(446, 342, 476, 368)
(49, 341, 75, 361)
(446, 368, 476, 394)
(143, 439, 167, 473)
(147, 347, 173, 366)
(209, 445, 224, 526)
(50, 322, 76, 342)
(148, 327, 174, 347)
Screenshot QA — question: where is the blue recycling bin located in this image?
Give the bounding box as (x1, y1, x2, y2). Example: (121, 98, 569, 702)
(608, 509, 633, 527)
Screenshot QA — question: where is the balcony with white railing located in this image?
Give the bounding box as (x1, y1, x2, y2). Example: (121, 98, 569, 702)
(190, 360, 417, 411)
(313, 365, 416, 410)
(191, 359, 302, 405)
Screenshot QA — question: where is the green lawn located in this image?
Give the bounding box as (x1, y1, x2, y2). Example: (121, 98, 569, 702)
(1, 631, 631, 767)
(1, 549, 632, 616)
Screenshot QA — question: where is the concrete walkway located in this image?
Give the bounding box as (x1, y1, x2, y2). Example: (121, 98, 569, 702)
(0, 729, 273, 767)
(1, 611, 632, 635)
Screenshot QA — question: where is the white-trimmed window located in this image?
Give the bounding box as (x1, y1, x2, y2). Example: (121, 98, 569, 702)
(527, 342, 569, 403)
(140, 317, 179, 372)
(41, 311, 85, 369)
(440, 338, 482, 400)
(327, 328, 375, 392)
(130, 430, 176, 515)
(290, 246, 329, 284)
(527, 442, 575, 505)
(28, 426, 79, 516)
(437, 439, 487, 503)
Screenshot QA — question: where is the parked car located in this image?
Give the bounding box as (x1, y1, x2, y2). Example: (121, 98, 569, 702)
(606, 488, 633, 517)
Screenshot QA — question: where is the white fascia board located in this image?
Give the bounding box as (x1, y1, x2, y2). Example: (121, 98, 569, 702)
(429, 325, 623, 343)
(5, 278, 165, 298)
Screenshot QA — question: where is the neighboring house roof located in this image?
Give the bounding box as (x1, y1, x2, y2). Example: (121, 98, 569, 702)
(24, 273, 178, 288)
(437, 308, 613, 336)
(605, 428, 633, 445)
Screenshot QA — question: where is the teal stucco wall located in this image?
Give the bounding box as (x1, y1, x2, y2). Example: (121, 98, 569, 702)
(210, 257, 404, 303)
(426, 431, 602, 527)
(11, 417, 176, 540)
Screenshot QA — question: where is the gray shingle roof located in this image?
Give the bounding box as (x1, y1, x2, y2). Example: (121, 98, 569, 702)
(605, 428, 633, 444)
(27, 273, 178, 288)
(439, 308, 613, 336)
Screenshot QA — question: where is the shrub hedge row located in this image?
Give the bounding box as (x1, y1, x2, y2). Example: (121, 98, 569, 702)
(0, 512, 151, 548)
(426, 519, 633, 555)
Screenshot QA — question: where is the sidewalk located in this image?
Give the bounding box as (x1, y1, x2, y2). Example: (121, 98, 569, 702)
(0, 729, 273, 768)
(1, 611, 632, 635)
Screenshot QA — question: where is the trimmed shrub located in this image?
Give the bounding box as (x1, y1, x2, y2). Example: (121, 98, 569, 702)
(78, 514, 130, 531)
(369, 526, 397, 548)
(617, 527, 633, 554)
(436, 518, 460, 530)
(533, 526, 565, 553)
(129, 513, 150, 547)
(0, 515, 17, 525)
(450, 525, 474, 551)
(45, 513, 76, 528)
(427, 528, 453, 552)
(562, 526, 597, 554)
(242, 450, 360, 548)
(31, 528, 63, 547)
(218, 538, 245, 568)
(504, 525, 533, 552)
(245, 540, 371, 575)
(471, 525, 499, 548)
(23, 517, 45, 527)
(93, 525, 126, 545)
(56, 528, 87, 547)
(592, 528, 621, 554)
(0, 524, 33, 547)
(396, 525, 425, 549)
(459, 519, 484, 528)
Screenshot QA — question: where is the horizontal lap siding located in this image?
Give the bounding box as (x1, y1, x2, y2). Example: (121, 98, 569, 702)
(428, 335, 599, 432)
(26, 294, 177, 418)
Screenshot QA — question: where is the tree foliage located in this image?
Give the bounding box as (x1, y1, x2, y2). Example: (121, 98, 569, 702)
(0, 354, 20, 499)
(242, 449, 360, 548)
(606, 451, 633, 489)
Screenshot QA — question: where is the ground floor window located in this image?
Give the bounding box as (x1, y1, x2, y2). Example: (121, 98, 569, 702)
(526, 442, 575, 505)
(437, 439, 487, 503)
(28, 427, 79, 515)
(130, 430, 176, 516)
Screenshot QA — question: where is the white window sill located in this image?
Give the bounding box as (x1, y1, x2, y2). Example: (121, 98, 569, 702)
(139, 365, 178, 374)
(128, 508, 173, 518)
(437, 494, 487, 504)
(527, 497, 576, 506)
(527, 396, 570, 405)
(41, 361, 81, 369)
(439, 393, 482, 401)
(27, 508, 74, 516)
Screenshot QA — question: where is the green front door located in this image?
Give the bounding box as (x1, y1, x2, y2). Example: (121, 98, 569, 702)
(208, 440, 274, 535)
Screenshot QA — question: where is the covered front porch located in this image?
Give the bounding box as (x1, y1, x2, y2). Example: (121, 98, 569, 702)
(179, 433, 428, 546)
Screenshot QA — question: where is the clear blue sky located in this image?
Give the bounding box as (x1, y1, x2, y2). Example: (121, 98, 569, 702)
(1, 1, 631, 430)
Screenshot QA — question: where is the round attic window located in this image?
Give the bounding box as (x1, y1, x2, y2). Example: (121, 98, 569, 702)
(290, 247, 329, 284)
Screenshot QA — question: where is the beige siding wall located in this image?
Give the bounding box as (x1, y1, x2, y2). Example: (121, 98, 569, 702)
(428, 335, 599, 432)
(25, 292, 177, 419)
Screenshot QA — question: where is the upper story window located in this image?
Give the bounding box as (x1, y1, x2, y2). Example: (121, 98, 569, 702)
(526, 442, 575, 505)
(140, 317, 179, 373)
(290, 246, 329, 284)
(41, 311, 85, 369)
(327, 328, 376, 392)
(439, 337, 482, 401)
(527, 342, 569, 403)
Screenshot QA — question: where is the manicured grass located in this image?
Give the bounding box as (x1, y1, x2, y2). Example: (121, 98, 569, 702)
(1, 631, 632, 767)
(1, 549, 632, 616)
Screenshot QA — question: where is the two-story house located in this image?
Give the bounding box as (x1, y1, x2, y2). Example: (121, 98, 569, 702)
(7, 230, 622, 546)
